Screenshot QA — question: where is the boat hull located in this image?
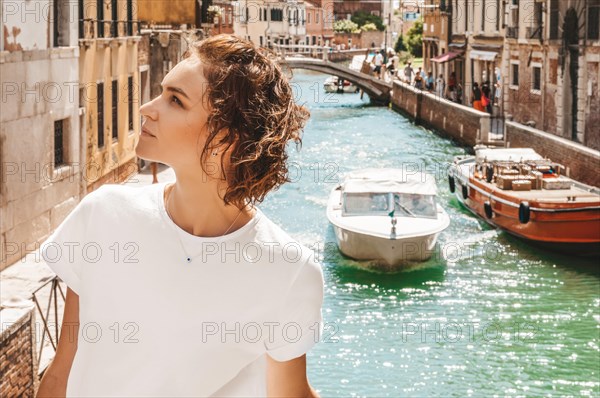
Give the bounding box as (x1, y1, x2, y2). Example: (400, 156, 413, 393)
(326, 181, 449, 271)
(331, 224, 440, 270)
(450, 157, 600, 255)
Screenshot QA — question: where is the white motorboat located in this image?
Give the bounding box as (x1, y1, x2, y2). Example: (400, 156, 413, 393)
(326, 168, 450, 271)
(323, 75, 359, 93)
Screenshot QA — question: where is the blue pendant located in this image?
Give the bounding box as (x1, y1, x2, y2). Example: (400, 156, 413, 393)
(186, 257, 191, 263)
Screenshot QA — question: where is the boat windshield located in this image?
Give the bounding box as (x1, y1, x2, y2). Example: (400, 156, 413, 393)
(343, 192, 391, 215)
(393, 193, 438, 218)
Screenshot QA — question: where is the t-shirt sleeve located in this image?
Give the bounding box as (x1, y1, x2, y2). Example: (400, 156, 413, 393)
(39, 193, 94, 296)
(265, 256, 325, 362)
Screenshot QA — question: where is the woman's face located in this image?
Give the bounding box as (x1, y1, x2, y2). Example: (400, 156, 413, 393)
(137, 54, 221, 173)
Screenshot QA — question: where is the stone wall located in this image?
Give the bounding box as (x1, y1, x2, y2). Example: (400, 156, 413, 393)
(0, 307, 38, 396)
(506, 121, 600, 187)
(0, 47, 83, 271)
(391, 80, 490, 147)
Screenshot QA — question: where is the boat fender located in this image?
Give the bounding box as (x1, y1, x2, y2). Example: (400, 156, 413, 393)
(518, 201, 530, 224)
(484, 201, 493, 219)
(486, 165, 494, 183)
(448, 175, 456, 193)
(461, 184, 469, 200)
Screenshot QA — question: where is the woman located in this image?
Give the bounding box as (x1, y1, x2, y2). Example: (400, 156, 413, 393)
(414, 67, 424, 89)
(37, 35, 324, 397)
(481, 81, 493, 114)
(472, 82, 484, 112)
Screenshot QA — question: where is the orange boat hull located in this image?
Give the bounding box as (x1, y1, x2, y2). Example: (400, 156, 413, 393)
(451, 169, 600, 255)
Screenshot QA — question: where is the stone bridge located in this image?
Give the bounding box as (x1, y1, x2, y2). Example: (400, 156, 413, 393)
(281, 57, 392, 105)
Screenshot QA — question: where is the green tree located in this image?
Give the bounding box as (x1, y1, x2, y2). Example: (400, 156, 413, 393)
(351, 11, 385, 31)
(394, 33, 407, 53)
(405, 18, 423, 57)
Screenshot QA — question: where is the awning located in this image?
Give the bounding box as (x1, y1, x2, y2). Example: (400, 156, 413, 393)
(431, 51, 462, 63)
(469, 50, 498, 61)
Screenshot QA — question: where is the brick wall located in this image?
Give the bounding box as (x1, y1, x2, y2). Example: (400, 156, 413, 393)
(506, 121, 600, 187)
(0, 307, 38, 397)
(333, 31, 384, 49)
(391, 80, 490, 147)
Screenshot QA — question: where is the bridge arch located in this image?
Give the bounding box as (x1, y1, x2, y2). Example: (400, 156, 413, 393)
(281, 57, 392, 105)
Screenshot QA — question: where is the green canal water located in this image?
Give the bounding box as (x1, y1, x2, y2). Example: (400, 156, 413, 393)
(259, 70, 600, 397)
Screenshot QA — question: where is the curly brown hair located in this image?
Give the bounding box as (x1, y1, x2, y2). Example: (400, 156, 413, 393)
(183, 34, 310, 209)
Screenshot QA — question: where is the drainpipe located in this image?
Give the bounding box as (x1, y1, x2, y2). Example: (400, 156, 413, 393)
(539, 1, 546, 132)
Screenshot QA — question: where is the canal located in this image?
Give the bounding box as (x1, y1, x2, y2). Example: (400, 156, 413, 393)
(258, 70, 600, 397)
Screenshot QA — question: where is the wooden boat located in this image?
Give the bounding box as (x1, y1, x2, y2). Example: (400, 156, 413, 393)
(327, 168, 450, 271)
(448, 146, 600, 255)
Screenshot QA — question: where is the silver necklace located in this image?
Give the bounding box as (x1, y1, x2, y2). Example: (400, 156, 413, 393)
(164, 183, 243, 263)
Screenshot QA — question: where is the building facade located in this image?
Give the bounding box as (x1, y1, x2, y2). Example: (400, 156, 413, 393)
(79, 0, 141, 193)
(450, 0, 505, 105)
(1, 0, 139, 269)
(422, 0, 450, 76)
(1, 0, 81, 269)
(333, 0, 385, 20)
(305, 0, 335, 47)
(233, 0, 307, 49)
(503, 0, 599, 150)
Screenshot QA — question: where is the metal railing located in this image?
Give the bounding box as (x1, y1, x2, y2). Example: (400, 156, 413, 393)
(272, 44, 333, 60)
(31, 276, 66, 372)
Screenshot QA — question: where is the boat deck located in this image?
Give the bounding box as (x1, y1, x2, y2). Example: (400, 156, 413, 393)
(474, 177, 599, 203)
(457, 163, 600, 204)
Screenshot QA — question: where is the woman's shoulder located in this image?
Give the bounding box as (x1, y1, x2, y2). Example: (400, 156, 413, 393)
(79, 183, 159, 214)
(253, 213, 319, 267)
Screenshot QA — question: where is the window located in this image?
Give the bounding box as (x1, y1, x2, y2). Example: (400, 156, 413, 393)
(465, 0, 468, 31)
(97, 0, 104, 38)
(128, 76, 134, 131)
(343, 193, 391, 216)
(110, 0, 118, 37)
(531, 65, 541, 93)
(481, 0, 485, 31)
(112, 80, 118, 140)
(97, 82, 104, 148)
(271, 8, 283, 21)
(263, 8, 267, 21)
(589, 0, 600, 40)
(394, 194, 437, 219)
(53, 0, 69, 46)
(78, 0, 84, 39)
(510, 62, 519, 88)
(54, 119, 65, 167)
(496, 0, 500, 31)
(549, 0, 559, 40)
(126, 0, 133, 36)
(316, 10, 319, 24)
(307, 11, 311, 24)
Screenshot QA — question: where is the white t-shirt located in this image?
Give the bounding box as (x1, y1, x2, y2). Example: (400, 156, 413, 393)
(40, 182, 325, 397)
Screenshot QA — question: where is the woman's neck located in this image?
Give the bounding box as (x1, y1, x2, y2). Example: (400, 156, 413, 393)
(164, 181, 256, 238)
